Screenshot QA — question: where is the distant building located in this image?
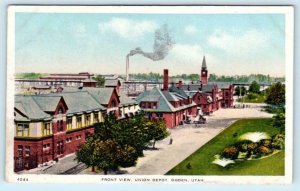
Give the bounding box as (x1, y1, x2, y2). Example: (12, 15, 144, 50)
(15, 72, 95, 91)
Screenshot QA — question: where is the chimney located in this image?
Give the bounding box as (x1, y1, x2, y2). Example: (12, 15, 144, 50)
(163, 69, 169, 91)
(178, 80, 182, 89)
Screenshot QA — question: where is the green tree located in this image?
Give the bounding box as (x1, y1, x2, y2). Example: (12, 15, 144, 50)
(76, 137, 137, 174)
(234, 86, 247, 96)
(265, 82, 285, 106)
(93, 75, 105, 87)
(148, 119, 169, 149)
(273, 112, 285, 133)
(248, 81, 260, 94)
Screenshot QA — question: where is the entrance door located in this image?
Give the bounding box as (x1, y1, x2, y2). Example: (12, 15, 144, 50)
(56, 140, 64, 157)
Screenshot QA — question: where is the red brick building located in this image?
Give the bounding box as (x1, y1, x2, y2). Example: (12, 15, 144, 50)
(136, 69, 198, 128)
(14, 87, 139, 172)
(182, 56, 234, 114)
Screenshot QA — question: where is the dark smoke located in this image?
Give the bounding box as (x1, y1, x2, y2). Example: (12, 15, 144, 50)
(127, 24, 175, 61)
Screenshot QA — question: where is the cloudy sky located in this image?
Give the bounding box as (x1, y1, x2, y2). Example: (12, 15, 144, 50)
(15, 13, 285, 77)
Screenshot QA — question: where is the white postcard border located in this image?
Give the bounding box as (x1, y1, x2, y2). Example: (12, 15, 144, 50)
(6, 5, 294, 184)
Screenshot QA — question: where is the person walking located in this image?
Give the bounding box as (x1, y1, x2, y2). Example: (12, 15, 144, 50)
(169, 138, 173, 145)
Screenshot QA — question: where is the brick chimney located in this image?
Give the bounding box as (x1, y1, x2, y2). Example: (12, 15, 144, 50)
(163, 69, 169, 91)
(178, 80, 182, 89)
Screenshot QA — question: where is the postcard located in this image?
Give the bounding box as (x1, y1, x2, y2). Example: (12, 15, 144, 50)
(6, 5, 294, 184)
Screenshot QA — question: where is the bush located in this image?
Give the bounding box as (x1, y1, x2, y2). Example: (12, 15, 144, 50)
(257, 146, 273, 155)
(222, 146, 239, 159)
(272, 134, 285, 150)
(247, 142, 258, 151)
(260, 139, 272, 148)
(247, 93, 258, 100)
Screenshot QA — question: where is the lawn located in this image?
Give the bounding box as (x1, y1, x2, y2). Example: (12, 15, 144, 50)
(237, 94, 266, 103)
(166, 118, 285, 175)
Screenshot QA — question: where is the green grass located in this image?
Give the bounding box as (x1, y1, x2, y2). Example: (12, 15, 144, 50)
(166, 118, 284, 175)
(237, 94, 266, 103)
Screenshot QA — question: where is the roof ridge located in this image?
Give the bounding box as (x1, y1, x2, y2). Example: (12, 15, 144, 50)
(156, 88, 174, 111)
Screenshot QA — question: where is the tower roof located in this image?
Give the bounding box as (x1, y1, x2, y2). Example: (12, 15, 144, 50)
(201, 56, 207, 69)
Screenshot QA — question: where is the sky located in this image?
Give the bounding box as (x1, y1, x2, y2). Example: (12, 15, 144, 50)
(15, 13, 285, 77)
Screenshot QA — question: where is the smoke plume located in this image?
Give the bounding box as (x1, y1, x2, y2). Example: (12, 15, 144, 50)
(127, 24, 175, 61)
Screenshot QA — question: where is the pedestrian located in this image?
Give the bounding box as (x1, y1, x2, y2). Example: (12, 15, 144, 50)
(169, 138, 173, 145)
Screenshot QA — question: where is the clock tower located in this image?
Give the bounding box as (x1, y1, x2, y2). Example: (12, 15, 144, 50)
(201, 56, 208, 84)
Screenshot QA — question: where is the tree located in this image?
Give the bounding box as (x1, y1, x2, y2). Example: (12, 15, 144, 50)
(265, 82, 285, 106)
(147, 119, 169, 149)
(76, 137, 137, 174)
(92, 75, 105, 87)
(248, 81, 260, 94)
(273, 112, 285, 133)
(234, 86, 247, 96)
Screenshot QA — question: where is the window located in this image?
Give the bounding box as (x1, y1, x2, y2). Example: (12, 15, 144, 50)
(67, 117, 72, 130)
(76, 135, 82, 140)
(16, 123, 29, 137)
(18, 145, 23, 157)
(94, 113, 99, 123)
(153, 103, 157, 109)
(66, 137, 72, 143)
(43, 144, 51, 150)
(25, 146, 30, 156)
(85, 114, 91, 126)
(77, 116, 82, 128)
(111, 100, 116, 107)
(148, 103, 151, 109)
(43, 122, 51, 135)
(57, 120, 64, 132)
(157, 113, 163, 118)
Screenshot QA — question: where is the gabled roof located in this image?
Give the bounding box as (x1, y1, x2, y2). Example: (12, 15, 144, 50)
(136, 87, 197, 112)
(169, 84, 189, 98)
(202, 84, 216, 93)
(162, 91, 180, 102)
(57, 91, 105, 114)
(32, 96, 63, 112)
(84, 87, 118, 106)
(15, 95, 51, 120)
(104, 79, 120, 87)
(213, 82, 232, 89)
(181, 84, 201, 91)
(119, 92, 137, 106)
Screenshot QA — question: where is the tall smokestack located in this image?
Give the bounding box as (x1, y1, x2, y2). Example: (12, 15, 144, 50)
(163, 69, 169, 91)
(126, 56, 129, 81)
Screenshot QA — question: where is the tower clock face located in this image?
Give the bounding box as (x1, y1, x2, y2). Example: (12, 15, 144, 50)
(202, 71, 206, 75)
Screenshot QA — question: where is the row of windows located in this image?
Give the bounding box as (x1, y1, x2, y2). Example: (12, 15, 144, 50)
(16, 113, 102, 137)
(67, 113, 101, 130)
(141, 102, 157, 109)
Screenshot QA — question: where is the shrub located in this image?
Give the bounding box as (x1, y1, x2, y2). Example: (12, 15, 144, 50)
(247, 93, 258, 100)
(222, 146, 239, 159)
(247, 143, 258, 151)
(272, 134, 285, 150)
(257, 146, 273, 155)
(186, 163, 192, 169)
(260, 139, 272, 148)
